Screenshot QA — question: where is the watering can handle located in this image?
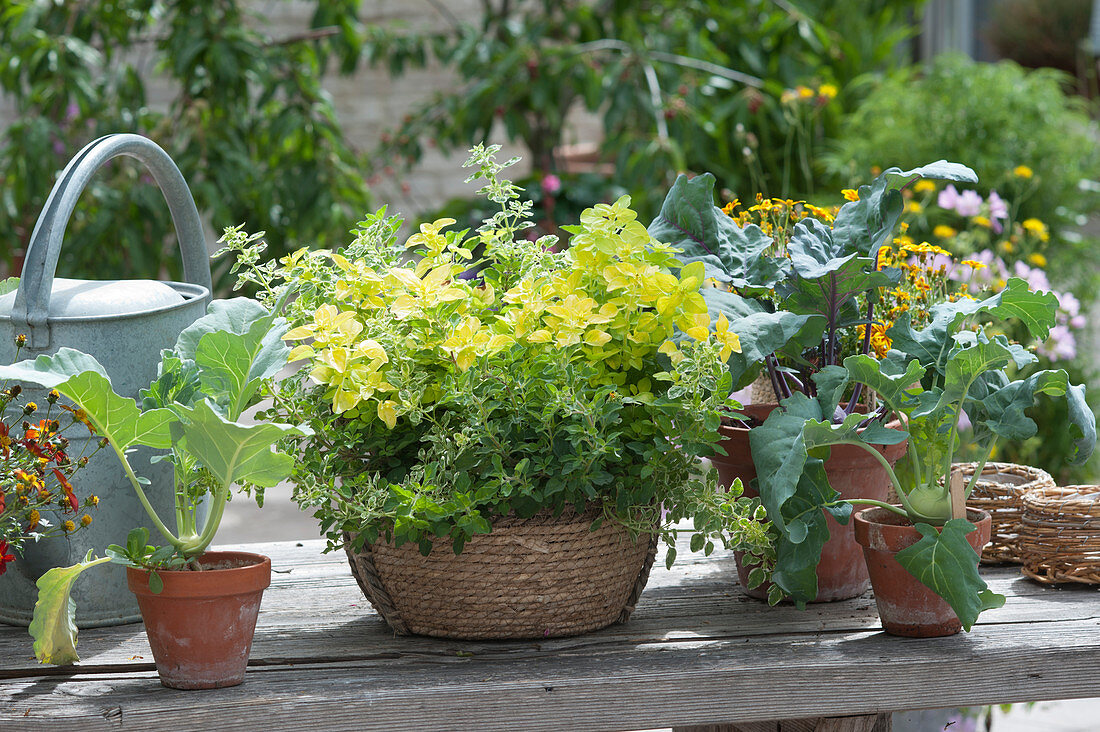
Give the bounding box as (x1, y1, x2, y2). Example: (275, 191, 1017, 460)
(11, 133, 213, 348)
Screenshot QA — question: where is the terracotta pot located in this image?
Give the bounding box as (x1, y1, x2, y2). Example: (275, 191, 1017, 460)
(854, 507, 992, 637)
(126, 551, 271, 689)
(713, 404, 907, 602)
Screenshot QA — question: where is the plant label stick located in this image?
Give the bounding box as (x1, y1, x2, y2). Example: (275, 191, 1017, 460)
(950, 470, 967, 521)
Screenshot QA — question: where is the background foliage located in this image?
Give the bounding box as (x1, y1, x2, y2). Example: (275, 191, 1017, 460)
(369, 0, 924, 219)
(0, 0, 369, 289)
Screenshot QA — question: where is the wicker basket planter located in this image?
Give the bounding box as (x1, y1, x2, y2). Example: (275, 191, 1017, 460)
(953, 461, 1055, 564)
(1018, 486, 1100, 585)
(343, 506, 658, 640)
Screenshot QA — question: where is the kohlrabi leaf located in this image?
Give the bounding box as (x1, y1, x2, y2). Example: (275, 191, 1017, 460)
(648, 173, 787, 290)
(0, 276, 20, 296)
(177, 399, 304, 488)
(140, 352, 203, 411)
(179, 298, 291, 420)
(894, 519, 1005, 632)
(940, 334, 1016, 408)
(0, 349, 175, 449)
(972, 370, 1095, 465)
(783, 225, 893, 339)
(749, 392, 823, 535)
(29, 555, 111, 665)
(885, 161, 979, 187)
(829, 174, 903, 257)
(0, 347, 107, 385)
(787, 219, 857, 279)
(769, 459, 847, 608)
(176, 297, 272, 360)
(843, 353, 926, 411)
(812, 365, 849, 419)
(831, 160, 976, 258)
(888, 279, 1059, 375)
(702, 289, 817, 389)
(1066, 383, 1097, 465)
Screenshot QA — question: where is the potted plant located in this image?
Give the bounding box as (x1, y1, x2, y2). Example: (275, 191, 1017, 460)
(752, 277, 1095, 635)
(1, 334, 103, 577)
(648, 161, 978, 602)
(221, 145, 774, 639)
(0, 296, 304, 687)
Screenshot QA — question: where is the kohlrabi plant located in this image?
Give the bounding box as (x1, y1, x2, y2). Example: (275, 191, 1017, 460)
(750, 277, 1096, 628)
(0, 297, 304, 664)
(648, 161, 979, 414)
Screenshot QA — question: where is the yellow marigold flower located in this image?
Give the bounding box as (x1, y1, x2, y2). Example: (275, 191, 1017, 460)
(859, 323, 892, 358)
(62, 520, 76, 533)
(1013, 165, 1034, 179)
(913, 180, 936, 194)
(817, 83, 838, 99)
(871, 166, 882, 176)
(841, 189, 860, 202)
(933, 225, 957, 239)
(972, 215, 991, 228)
(961, 260, 987, 270)
(1002, 239, 1015, 253)
(80, 514, 93, 527)
(797, 85, 814, 99)
(90, 495, 99, 506)
(899, 222, 909, 233)
(905, 201, 923, 214)
(1022, 218, 1050, 242)
(804, 203, 834, 222)
(27, 509, 40, 530)
(1028, 252, 1048, 268)
(722, 200, 740, 215)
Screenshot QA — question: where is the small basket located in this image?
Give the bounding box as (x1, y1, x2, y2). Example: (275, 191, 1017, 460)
(1018, 486, 1100, 585)
(953, 462, 1055, 564)
(343, 506, 658, 640)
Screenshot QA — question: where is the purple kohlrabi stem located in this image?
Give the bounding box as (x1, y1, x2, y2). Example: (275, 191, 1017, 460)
(845, 294, 876, 416)
(766, 354, 792, 402)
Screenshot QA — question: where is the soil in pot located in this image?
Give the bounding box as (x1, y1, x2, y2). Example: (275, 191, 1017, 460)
(126, 551, 271, 690)
(854, 507, 992, 637)
(712, 404, 907, 602)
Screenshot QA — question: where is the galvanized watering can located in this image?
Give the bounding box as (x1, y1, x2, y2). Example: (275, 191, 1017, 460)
(0, 134, 212, 627)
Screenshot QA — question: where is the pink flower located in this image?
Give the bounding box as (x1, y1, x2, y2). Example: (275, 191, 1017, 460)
(937, 184, 961, 211)
(541, 174, 562, 196)
(987, 191, 1008, 221)
(955, 189, 983, 217)
(1013, 261, 1050, 292)
(1038, 325, 1076, 362)
(987, 191, 1008, 233)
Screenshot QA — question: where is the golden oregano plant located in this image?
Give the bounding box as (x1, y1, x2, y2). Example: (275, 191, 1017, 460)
(220, 145, 774, 569)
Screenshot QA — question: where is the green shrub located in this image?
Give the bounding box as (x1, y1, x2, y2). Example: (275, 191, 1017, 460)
(826, 54, 1098, 245)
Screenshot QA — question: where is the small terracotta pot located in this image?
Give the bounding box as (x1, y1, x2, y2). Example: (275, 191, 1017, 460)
(127, 551, 271, 690)
(713, 404, 907, 602)
(854, 507, 991, 637)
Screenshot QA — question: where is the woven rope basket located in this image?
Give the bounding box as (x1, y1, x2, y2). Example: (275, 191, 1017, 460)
(1019, 486, 1100, 585)
(952, 462, 1055, 564)
(343, 506, 658, 640)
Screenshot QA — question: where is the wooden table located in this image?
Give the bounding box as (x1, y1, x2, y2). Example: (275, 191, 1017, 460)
(2, 537, 1099, 731)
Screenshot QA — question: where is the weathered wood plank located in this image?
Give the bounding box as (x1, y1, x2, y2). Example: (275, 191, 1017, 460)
(2, 541, 1096, 677)
(2, 619, 1099, 731)
(2, 537, 1099, 731)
